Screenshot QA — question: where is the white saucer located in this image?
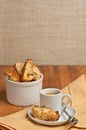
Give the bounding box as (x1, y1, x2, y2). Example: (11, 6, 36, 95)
(27, 104, 76, 126)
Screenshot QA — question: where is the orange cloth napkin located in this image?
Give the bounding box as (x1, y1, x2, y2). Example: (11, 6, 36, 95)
(0, 74, 86, 130)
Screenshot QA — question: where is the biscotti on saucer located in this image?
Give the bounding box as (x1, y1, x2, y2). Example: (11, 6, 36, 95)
(32, 105, 59, 121)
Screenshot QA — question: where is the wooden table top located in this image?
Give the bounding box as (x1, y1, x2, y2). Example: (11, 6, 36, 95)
(0, 65, 86, 117)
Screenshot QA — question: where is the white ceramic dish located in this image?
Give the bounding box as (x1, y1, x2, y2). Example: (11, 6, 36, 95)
(5, 74, 43, 106)
(27, 104, 76, 126)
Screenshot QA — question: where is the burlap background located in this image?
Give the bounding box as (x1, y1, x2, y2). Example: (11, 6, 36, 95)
(0, 0, 86, 65)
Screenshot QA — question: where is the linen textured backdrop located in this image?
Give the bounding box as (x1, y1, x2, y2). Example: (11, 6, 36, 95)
(0, 0, 86, 65)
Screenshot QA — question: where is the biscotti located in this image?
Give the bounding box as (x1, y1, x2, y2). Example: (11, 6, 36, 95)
(32, 105, 59, 121)
(5, 59, 41, 82)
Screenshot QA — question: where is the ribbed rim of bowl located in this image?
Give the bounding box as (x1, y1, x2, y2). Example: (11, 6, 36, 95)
(5, 73, 43, 85)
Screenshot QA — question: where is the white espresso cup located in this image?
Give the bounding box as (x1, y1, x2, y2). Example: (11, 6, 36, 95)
(40, 88, 71, 114)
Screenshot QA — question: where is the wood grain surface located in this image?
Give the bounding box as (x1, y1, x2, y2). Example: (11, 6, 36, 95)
(0, 65, 86, 116)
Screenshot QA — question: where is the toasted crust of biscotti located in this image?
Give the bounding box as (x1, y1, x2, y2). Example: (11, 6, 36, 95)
(5, 66, 20, 82)
(32, 105, 59, 121)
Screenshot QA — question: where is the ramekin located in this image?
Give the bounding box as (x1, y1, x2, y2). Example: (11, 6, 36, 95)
(5, 74, 43, 106)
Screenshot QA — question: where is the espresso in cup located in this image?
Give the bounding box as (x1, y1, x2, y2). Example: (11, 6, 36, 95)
(40, 88, 71, 114)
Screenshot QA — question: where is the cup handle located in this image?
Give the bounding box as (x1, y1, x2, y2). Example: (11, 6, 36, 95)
(62, 94, 72, 112)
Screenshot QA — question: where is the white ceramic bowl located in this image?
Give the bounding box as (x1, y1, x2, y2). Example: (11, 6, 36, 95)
(5, 74, 43, 106)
